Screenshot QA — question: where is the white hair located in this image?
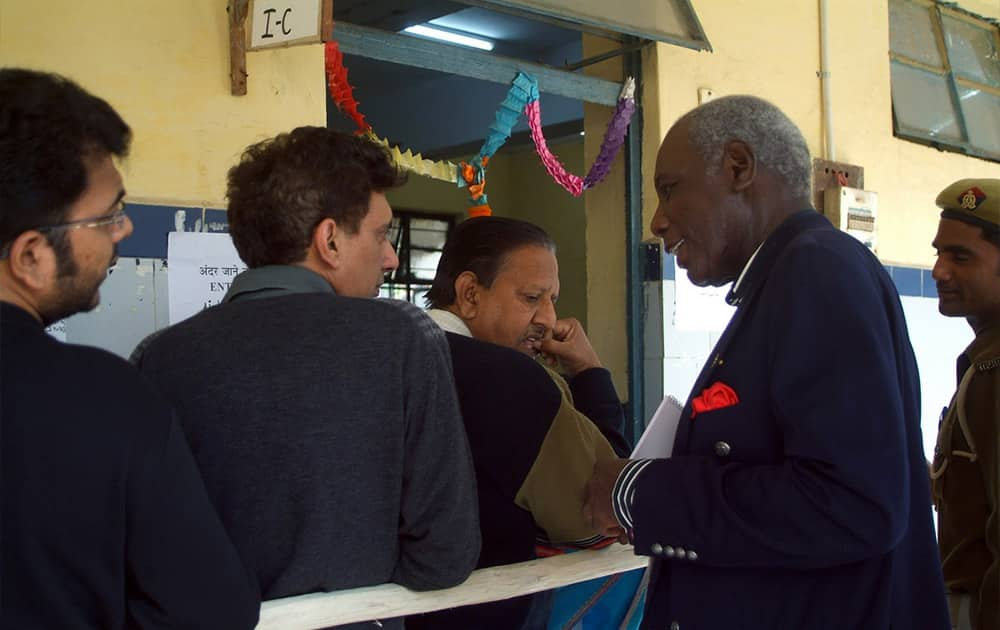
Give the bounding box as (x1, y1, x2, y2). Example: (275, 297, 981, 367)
(681, 95, 812, 202)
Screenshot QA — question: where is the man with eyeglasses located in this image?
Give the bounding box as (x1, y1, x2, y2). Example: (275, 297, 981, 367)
(0, 68, 260, 629)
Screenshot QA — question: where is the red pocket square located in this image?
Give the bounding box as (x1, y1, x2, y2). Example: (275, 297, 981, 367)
(691, 381, 739, 418)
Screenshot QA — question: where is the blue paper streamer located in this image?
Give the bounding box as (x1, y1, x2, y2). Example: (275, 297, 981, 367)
(475, 72, 540, 162)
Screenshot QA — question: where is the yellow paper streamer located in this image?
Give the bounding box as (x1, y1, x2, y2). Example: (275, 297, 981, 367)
(370, 133, 459, 185)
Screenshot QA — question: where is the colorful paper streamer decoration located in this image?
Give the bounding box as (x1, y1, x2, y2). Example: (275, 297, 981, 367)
(478, 72, 537, 161)
(470, 72, 637, 200)
(522, 74, 636, 197)
(526, 99, 584, 196)
(370, 132, 461, 185)
(459, 158, 492, 217)
(583, 78, 636, 190)
(324, 41, 466, 189)
(457, 73, 539, 216)
(324, 41, 369, 134)
(323, 38, 638, 212)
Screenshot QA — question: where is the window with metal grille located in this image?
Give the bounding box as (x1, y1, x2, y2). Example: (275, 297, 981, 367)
(889, 0, 1000, 162)
(379, 211, 455, 307)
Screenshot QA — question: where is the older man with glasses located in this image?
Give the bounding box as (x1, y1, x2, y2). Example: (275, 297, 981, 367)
(0, 68, 260, 629)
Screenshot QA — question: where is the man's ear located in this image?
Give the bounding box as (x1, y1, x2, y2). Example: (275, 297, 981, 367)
(452, 271, 481, 319)
(311, 218, 340, 269)
(723, 140, 756, 192)
(4, 231, 56, 291)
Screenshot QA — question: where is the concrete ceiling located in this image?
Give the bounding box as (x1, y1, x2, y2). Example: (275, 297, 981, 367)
(329, 0, 587, 156)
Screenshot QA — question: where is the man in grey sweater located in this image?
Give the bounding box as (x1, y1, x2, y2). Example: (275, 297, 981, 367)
(133, 127, 480, 629)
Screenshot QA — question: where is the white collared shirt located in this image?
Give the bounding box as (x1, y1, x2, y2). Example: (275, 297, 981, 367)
(427, 309, 472, 338)
(732, 242, 764, 296)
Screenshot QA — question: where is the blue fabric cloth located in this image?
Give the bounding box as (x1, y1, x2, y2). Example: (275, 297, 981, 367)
(548, 568, 645, 630)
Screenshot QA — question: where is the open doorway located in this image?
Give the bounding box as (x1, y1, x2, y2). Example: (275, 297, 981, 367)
(325, 0, 650, 435)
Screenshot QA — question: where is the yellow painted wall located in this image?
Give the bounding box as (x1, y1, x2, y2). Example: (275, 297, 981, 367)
(0, 0, 326, 207)
(583, 35, 628, 398)
(643, 0, 1000, 269)
(387, 163, 471, 216)
(505, 143, 589, 330)
(960, 0, 1000, 18)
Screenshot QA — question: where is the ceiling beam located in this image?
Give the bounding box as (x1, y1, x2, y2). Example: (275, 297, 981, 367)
(331, 21, 623, 106)
(465, 0, 711, 52)
(334, 0, 463, 32)
(562, 40, 646, 72)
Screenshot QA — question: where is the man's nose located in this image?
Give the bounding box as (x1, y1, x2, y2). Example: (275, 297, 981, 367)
(931, 256, 949, 283)
(383, 242, 399, 273)
(650, 204, 670, 239)
(534, 297, 557, 331)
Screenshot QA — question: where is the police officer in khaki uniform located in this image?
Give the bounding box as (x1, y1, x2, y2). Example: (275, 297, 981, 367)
(931, 178, 1000, 630)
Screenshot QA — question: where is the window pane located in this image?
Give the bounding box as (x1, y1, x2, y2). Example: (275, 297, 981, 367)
(958, 86, 1000, 155)
(381, 212, 452, 306)
(411, 249, 442, 281)
(942, 14, 1000, 88)
(388, 217, 402, 249)
(891, 61, 963, 142)
(889, 0, 944, 68)
(380, 284, 410, 301)
(410, 218, 449, 249)
(410, 218, 449, 232)
(412, 287, 430, 309)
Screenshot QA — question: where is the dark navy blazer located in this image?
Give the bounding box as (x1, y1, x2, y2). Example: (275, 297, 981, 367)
(633, 211, 949, 629)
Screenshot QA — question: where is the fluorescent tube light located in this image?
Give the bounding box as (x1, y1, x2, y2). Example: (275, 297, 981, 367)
(403, 24, 495, 51)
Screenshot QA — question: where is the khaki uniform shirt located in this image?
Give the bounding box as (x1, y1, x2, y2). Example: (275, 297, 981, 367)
(932, 323, 1000, 629)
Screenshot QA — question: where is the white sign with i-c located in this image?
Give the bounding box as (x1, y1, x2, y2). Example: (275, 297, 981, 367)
(248, 0, 323, 50)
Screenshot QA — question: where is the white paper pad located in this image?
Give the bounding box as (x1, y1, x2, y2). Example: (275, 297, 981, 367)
(631, 395, 683, 459)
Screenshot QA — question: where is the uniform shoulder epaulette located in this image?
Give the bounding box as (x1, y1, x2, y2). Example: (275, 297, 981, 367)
(975, 356, 1000, 372)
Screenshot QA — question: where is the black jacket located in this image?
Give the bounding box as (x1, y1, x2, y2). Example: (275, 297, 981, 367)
(632, 211, 949, 629)
(0, 302, 259, 629)
(409, 332, 626, 630)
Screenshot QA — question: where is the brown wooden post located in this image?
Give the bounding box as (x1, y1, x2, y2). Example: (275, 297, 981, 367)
(228, 0, 250, 95)
(321, 0, 334, 41)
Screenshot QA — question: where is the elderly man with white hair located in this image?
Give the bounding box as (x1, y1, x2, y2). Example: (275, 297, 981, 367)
(585, 95, 950, 630)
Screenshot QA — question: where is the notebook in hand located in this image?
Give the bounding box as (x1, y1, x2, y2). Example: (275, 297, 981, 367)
(631, 396, 683, 459)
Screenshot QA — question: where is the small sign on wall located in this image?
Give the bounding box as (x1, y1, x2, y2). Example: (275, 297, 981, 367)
(248, 0, 324, 50)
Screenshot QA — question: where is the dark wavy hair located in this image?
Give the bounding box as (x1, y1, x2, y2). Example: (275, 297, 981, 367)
(0, 68, 131, 255)
(425, 216, 555, 309)
(226, 127, 406, 268)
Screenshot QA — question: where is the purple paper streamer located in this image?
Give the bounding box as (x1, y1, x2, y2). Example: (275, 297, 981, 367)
(582, 97, 636, 190)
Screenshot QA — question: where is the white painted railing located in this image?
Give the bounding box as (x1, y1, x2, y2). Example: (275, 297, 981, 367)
(256, 544, 646, 630)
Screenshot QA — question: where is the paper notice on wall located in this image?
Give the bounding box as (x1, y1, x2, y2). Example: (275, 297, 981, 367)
(167, 232, 246, 325)
(672, 257, 735, 332)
